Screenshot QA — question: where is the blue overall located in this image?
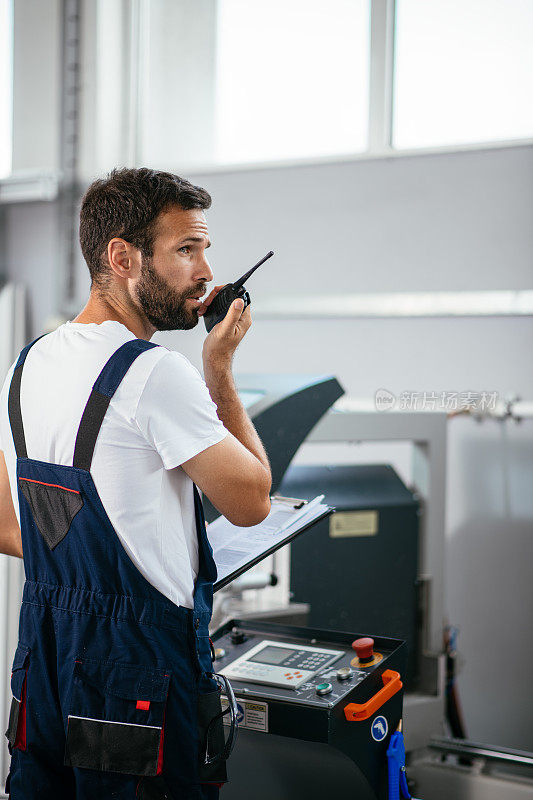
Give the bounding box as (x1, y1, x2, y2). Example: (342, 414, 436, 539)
(4, 337, 228, 799)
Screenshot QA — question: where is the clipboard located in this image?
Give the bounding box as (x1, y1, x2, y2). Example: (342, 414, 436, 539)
(212, 502, 334, 592)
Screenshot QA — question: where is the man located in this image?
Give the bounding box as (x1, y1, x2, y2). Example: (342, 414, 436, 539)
(0, 167, 271, 799)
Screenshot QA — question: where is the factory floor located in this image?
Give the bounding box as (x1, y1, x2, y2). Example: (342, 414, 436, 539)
(409, 758, 533, 799)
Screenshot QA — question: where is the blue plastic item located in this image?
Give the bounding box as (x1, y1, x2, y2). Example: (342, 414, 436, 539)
(387, 730, 413, 800)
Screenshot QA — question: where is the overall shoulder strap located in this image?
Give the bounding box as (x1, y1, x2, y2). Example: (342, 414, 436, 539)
(73, 339, 159, 471)
(8, 335, 47, 459)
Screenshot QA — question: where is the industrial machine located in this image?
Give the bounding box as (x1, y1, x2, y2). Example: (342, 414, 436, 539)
(212, 618, 407, 800)
(283, 464, 420, 687)
(224, 387, 448, 755)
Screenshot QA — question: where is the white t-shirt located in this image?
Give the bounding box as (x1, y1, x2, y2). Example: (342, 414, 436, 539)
(0, 321, 228, 608)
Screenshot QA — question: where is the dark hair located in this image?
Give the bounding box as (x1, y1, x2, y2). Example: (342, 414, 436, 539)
(79, 167, 211, 287)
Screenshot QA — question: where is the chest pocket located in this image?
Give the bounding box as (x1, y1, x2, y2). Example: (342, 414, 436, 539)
(64, 658, 170, 776)
(18, 477, 83, 550)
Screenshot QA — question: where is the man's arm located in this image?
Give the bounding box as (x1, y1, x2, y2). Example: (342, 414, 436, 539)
(181, 293, 271, 527)
(0, 450, 23, 558)
(182, 432, 271, 527)
(202, 361, 270, 474)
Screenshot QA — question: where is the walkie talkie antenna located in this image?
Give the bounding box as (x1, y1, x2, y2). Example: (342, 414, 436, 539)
(231, 251, 274, 291)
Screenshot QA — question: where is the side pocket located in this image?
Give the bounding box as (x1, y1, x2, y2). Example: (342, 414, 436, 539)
(64, 659, 170, 776)
(197, 689, 228, 785)
(5, 643, 30, 752)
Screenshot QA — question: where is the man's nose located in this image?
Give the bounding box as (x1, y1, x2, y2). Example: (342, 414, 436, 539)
(196, 252, 213, 283)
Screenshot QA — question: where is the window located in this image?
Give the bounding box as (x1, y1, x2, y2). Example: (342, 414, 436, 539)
(393, 0, 533, 149)
(84, 1, 533, 179)
(214, 0, 370, 164)
(0, 0, 13, 178)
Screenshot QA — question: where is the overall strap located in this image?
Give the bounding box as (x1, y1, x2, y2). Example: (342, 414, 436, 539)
(73, 339, 159, 471)
(8, 335, 47, 458)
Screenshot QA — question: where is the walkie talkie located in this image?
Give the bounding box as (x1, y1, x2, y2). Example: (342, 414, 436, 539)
(203, 250, 274, 333)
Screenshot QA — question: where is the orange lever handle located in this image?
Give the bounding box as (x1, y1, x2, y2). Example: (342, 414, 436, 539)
(344, 670, 403, 722)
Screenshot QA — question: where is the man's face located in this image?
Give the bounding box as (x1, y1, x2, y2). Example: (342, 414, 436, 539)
(135, 206, 213, 331)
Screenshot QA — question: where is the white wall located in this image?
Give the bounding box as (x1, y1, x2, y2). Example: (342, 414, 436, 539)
(4, 143, 533, 750)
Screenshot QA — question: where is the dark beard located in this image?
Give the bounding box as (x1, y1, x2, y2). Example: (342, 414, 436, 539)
(135, 256, 201, 331)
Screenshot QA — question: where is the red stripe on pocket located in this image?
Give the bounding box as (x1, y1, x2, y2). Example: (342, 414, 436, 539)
(156, 707, 165, 774)
(15, 674, 27, 751)
(18, 477, 80, 494)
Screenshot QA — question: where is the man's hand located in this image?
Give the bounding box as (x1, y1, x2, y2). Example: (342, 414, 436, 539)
(186, 280, 272, 526)
(0, 450, 23, 558)
(199, 286, 252, 372)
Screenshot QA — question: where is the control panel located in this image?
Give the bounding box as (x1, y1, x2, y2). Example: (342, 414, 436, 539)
(211, 619, 407, 800)
(221, 640, 344, 689)
(212, 620, 406, 710)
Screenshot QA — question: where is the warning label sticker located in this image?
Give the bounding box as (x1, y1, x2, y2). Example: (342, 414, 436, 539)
(330, 510, 379, 538)
(221, 696, 269, 733)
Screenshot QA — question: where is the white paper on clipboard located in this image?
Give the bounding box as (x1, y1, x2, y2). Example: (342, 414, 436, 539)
(207, 495, 327, 587)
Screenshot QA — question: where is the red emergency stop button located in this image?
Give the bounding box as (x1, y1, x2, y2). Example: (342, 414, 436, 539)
(352, 637, 374, 662)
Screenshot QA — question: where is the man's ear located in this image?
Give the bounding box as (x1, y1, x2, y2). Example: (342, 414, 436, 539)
(107, 238, 141, 280)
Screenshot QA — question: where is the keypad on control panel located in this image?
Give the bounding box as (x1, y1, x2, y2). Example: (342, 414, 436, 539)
(221, 640, 345, 690)
(284, 651, 331, 670)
